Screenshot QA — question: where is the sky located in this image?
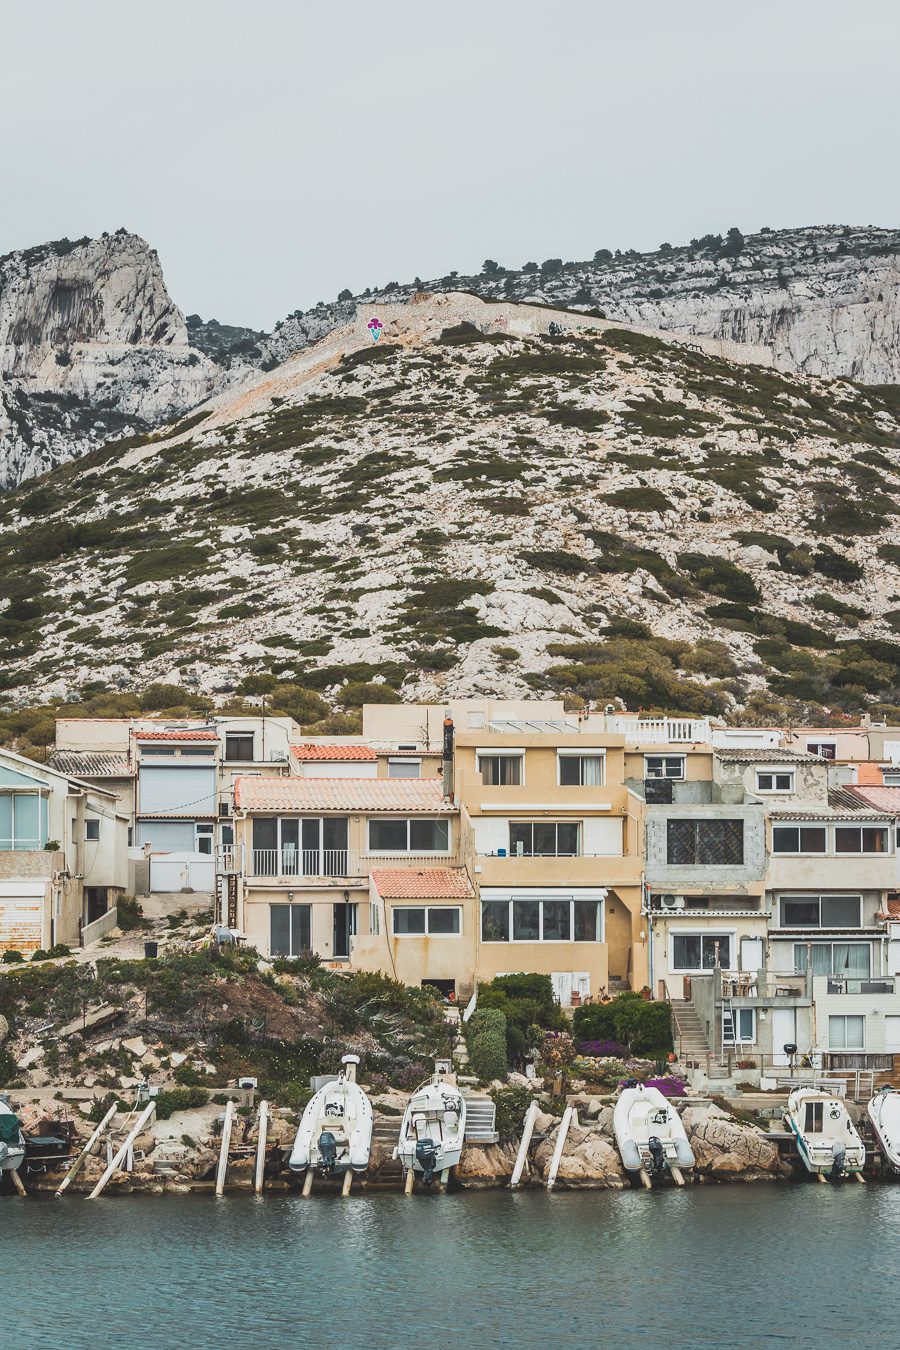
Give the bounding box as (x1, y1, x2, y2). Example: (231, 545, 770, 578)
(2, 0, 899, 330)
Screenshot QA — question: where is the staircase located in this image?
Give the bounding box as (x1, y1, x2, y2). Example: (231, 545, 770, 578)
(671, 1000, 728, 1078)
(461, 1094, 499, 1144)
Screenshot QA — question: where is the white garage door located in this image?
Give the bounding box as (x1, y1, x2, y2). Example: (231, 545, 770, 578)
(149, 853, 214, 893)
(0, 882, 46, 953)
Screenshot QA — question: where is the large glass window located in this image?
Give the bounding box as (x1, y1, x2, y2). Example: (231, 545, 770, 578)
(771, 825, 827, 854)
(0, 793, 44, 851)
(558, 753, 604, 786)
(666, 820, 743, 865)
(794, 943, 871, 977)
(477, 753, 523, 786)
(369, 818, 449, 852)
(509, 822, 580, 857)
(834, 826, 888, 854)
(269, 904, 311, 956)
(780, 895, 861, 928)
(253, 817, 349, 875)
(671, 933, 732, 971)
(481, 896, 603, 943)
(391, 907, 461, 936)
(829, 1015, 865, 1050)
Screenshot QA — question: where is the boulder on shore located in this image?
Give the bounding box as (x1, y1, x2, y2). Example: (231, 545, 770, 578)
(455, 1141, 519, 1187)
(681, 1103, 789, 1180)
(532, 1122, 627, 1189)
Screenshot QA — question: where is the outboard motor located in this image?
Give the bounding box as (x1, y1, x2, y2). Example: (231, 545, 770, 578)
(317, 1131, 338, 1174)
(647, 1136, 667, 1181)
(831, 1142, 847, 1180)
(415, 1138, 440, 1186)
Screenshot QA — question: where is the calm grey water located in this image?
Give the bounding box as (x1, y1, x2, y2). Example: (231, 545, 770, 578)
(6, 1186, 896, 1349)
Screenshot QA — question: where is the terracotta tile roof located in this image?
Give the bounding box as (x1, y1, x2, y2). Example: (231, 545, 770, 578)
(134, 728, 219, 742)
(371, 868, 475, 900)
(48, 751, 133, 778)
(839, 785, 900, 815)
(291, 744, 377, 761)
(883, 897, 900, 918)
(234, 776, 454, 813)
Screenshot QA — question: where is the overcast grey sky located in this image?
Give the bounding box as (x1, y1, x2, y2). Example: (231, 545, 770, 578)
(3, 1, 898, 329)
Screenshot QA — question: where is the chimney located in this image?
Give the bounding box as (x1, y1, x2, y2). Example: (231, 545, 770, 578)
(442, 711, 455, 801)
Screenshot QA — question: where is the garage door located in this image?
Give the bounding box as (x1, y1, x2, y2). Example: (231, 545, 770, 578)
(149, 853, 215, 893)
(0, 882, 46, 953)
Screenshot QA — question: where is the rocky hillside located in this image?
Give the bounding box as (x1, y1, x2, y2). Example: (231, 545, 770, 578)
(0, 232, 227, 487)
(3, 223, 900, 488)
(1, 291, 899, 727)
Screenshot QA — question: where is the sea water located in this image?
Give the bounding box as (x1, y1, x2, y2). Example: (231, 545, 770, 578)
(7, 1184, 895, 1349)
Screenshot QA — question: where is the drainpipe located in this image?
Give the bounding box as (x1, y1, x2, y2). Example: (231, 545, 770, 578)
(442, 712, 454, 802)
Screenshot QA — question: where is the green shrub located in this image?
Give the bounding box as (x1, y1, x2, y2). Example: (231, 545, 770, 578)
(466, 1008, 508, 1082)
(1, 950, 24, 964)
(572, 993, 673, 1058)
(604, 487, 674, 513)
(678, 553, 761, 605)
(154, 1086, 210, 1120)
(490, 1084, 533, 1140)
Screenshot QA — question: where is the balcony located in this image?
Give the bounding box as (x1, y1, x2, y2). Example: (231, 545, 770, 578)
(605, 716, 711, 744)
(718, 970, 809, 1000)
(250, 848, 360, 879)
(824, 976, 897, 995)
(475, 850, 635, 887)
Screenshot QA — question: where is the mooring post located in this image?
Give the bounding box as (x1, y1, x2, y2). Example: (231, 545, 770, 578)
(510, 1099, 539, 1189)
(254, 1100, 269, 1196)
(56, 1104, 118, 1196)
(546, 1105, 574, 1192)
(10, 1168, 26, 1196)
(88, 1102, 156, 1200)
(302, 1168, 314, 1197)
(341, 1169, 353, 1197)
(404, 1166, 415, 1195)
(215, 1100, 235, 1198)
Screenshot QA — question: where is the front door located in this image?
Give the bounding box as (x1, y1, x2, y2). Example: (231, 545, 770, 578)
(333, 902, 357, 959)
(772, 1008, 796, 1066)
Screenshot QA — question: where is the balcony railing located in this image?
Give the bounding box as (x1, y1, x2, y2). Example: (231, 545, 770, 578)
(476, 850, 613, 860)
(250, 848, 357, 878)
(824, 976, 897, 996)
(718, 970, 809, 999)
(606, 716, 711, 744)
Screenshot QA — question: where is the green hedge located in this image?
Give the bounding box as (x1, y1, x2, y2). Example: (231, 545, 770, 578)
(476, 973, 564, 1066)
(572, 993, 673, 1058)
(466, 1008, 508, 1082)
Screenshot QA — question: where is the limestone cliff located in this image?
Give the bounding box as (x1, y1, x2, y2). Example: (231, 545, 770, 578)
(0, 231, 223, 486)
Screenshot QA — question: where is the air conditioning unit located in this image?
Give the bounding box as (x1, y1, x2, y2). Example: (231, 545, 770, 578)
(660, 894, 686, 911)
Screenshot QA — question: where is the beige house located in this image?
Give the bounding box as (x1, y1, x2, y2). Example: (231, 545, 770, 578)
(0, 747, 128, 953)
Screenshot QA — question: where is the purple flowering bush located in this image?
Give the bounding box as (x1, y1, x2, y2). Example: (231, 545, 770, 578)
(641, 1076, 687, 1098)
(577, 1040, 627, 1057)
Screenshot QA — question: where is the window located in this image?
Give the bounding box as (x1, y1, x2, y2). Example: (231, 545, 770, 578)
(834, 826, 888, 854)
(0, 793, 44, 850)
(269, 904, 312, 956)
(806, 741, 836, 760)
(195, 823, 214, 856)
(219, 801, 230, 817)
(805, 1101, 824, 1132)
(225, 733, 255, 762)
(480, 896, 602, 943)
(756, 771, 793, 793)
(392, 907, 461, 936)
(85, 819, 100, 842)
(141, 746, 176, 756)
(558, 753, 604, 786)
(220, 824, 234, 847)
(671, 933, 731, 971)
(388, 758, 420, 779)
(179, 746, 214, 757)
(829, 1015, 865, 1050)
(780, 895, 861, 928)
(509, 822, 580, 857)
(883, 771, 900, 787)
(666, 819, 743, 865)
(370, 903, 380, 936)
(368, 818, 449, 853)
(645, 755, 685, 780)
(771, 825, 827, 854)
(794, 943, 871, 977)
(477, 753, 523, 786)
(252, 817, 349, 875)
(724, 1007, 756, 1045)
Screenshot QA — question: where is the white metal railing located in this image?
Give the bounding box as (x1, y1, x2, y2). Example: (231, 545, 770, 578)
(606, 716, 711, 744)
(250, 848, 355, 877)
(358, 851, 459, 866)
(217, 845, 244, 875)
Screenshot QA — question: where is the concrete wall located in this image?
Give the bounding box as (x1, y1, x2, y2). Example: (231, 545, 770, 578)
(55, 719, 131, 752)
(645, 804, 767, 891)
(81, 906, 119, 947)
(362, 699, 566, 749)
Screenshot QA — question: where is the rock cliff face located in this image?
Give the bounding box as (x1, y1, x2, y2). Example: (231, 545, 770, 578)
(0, 231, 223, 486)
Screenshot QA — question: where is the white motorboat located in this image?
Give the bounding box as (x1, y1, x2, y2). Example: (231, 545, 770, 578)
(868, 1086, 900, 1172)
(784, 1087, 865, 1179)
(289, 1054, 373, 1181)
(0, 1097, 25, 1174)
(613, 1083, 695, 1185)
(393, 1072, 466, 1187)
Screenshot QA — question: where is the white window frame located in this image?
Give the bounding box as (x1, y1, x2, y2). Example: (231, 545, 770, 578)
(806, 741, 836, 760)
(829, 1014, 865, 1050)
(724, 1007, 756, 1046)
(195, 822, 215, 856)
(508, 820, 582, 858)
(556, 749, 605, 787)
(883, 771, 900, 787)
(792, 941, 872, 977)
(479, 889, 605, 944)
(644, 755, 685, 781)
(388, 757, 421, 779)
(476, 749, 525, 786)
(771, 824, 827, 855)
(755, 770, 794, 794)
(779, 893, 862, 929)
(391, 906, 463, 937)
(85, 818, 101, 841)
(367, 817, 451, 855)
(833, 824, 891, 856)
(669, 930, 735, 974)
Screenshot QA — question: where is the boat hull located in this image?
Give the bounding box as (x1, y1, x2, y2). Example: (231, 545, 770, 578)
(289, 1072, 373, 1176)
(613, 1085, 695, 1175)
(784, 1088, 865, 1177)
(868, 1090, 900, 1171)
(394, 1078, 467, 1177)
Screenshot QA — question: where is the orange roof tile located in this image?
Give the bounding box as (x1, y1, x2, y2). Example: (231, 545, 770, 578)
(134, 729, 219, 742)
(291, 744, 377, 761)
(234, 776, 453, 813)
(371, 868, 475, 900)
(843, 785, 900, 815)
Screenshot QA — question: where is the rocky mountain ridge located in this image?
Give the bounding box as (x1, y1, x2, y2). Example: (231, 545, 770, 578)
(1, 223, 899, 488)
(1, 290, 899, 730)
